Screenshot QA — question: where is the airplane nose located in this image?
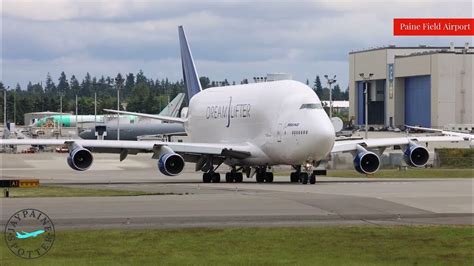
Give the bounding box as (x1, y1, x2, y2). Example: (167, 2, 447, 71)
(79, 130, 93, 139)
(311, 114, 336, 157)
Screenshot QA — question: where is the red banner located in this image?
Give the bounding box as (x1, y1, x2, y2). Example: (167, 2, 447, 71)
(394, 18, 474, 36)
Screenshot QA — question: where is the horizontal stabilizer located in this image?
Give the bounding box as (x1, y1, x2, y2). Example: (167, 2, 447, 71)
(103, 109, 186, 124)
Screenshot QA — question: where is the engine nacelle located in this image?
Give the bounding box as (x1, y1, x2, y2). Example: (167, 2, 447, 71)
(67, 146, 93, 171)
(353, 148, 380, 174)
(158, 152, 185, 176)
(403, 143, 429, 167)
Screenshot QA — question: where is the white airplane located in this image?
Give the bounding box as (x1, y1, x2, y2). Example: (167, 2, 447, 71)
(0, 26, 466, 184)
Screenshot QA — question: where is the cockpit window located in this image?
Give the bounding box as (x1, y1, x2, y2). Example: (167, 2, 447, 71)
(300, 103, 322, 109)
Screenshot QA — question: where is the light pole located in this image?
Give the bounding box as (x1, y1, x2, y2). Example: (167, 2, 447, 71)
(75, 93, 78, 134)
(324, 75, 337, 118)
(13, 89, 16, 125)
(359, 73, 373, 139)
(93, 81, 97, 127)
(3, 86, 8, 130)
(115, 76, 124, 140)
(59, 92, 63, 136)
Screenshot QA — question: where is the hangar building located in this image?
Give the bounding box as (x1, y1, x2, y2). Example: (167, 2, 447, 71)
(348, 44, 473, 130)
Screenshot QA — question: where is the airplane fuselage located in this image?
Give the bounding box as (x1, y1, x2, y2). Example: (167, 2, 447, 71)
(185, 80, 335, 166)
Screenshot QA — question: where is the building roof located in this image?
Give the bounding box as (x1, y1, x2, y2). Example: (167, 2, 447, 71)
(349, 45, 473, 54)
(395, 50, 474, 58)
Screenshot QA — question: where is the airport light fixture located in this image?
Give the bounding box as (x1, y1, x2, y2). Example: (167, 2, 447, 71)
(359, 73, 373, 139)
(324, 75, 337, 118)
(92, 81, 97, 127)
(75, 93, 78, 135)
(115, 76, 124, 140)
(59, 91, 64, 136)
(3, 86, 8, 130)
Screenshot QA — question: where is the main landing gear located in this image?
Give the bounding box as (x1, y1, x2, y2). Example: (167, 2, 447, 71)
(225, 170, 243, 183)
(202, 171, 220, 183)
(203, 169, 244, 183)
(290, 166, 316, 184)
(255, 167, 274, 183)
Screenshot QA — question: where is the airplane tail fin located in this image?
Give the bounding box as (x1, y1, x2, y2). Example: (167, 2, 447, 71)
(158, 93, 185, 117)
(179, 26, 202, 101)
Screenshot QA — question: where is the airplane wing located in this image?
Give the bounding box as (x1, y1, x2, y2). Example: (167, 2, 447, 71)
(103, 109, 186, 124)
(0, 139, 254, 160)
(405, 125, 473, 140)
(332, 135, 465, 153)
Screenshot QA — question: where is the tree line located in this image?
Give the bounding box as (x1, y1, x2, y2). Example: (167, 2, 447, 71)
(0, 71, 347, 125)
(307, 75, 349, 101)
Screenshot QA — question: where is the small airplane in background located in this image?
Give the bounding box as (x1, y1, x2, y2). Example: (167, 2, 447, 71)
(15, 230, 45, 239)
(79, 93, 186, 141)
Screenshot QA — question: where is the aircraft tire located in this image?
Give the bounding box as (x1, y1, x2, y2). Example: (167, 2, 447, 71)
(225, 173, 233, 183)
(256, 173, 265, 183)
(290, 172, 298, 183)
(301, 173, 309, 184)
(235, 173, 243, 183)
(265, 172, 274, 183)
(203, 173, 211, 183)
(309, 174, 316, 184)
(212, 173, 221, 183)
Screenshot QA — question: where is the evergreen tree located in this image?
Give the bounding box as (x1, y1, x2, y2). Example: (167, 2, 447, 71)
(314, 75, 323, 98)
(81, 73, 92, 96)
(332, 84, 342, 100)
(199, 76, 211, 89)
(124, 73, 135, 97)
(57, 71, 69, 97)
(136, 70, 146, 85)
(45, 73, 56, 94)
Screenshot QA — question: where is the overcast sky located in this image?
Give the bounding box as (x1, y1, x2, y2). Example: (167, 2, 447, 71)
(1, 0, 472, 90)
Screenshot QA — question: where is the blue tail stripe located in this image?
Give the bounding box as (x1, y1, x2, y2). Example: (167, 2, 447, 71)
(178, 26, 202, 101)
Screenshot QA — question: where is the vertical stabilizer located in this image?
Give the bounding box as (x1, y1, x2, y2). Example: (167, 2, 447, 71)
(179, 26, 202, 101)
(158, 93, 185, 117)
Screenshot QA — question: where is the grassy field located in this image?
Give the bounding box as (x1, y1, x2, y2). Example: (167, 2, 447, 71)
(327, 168, 473, 178)
(1, 226, 472, 265)
(0, 185, 181, 198)
(436, 148, 473, 168)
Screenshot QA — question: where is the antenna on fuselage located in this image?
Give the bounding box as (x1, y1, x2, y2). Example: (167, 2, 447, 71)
(178, 26, 202, 102)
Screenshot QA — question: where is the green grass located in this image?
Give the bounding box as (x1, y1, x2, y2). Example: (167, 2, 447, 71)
(0, 185, 181, 198)
(1, 226, 472, 265)
(327, 168, 473, 178)
(436, 148, 474, 168)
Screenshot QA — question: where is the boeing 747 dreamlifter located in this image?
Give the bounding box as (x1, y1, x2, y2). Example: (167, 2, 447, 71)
(0, 26, 466, 184)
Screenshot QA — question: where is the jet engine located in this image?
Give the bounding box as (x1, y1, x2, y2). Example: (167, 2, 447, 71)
(158, 152, 185, 176)
(67, 145, 93, 171)
(353, 146, 380, 174)
(403, 143, 429, 167)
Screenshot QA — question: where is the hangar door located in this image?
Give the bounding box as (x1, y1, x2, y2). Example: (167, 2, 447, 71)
(405, 75, 431, 127)
(357, 81, 385, 125)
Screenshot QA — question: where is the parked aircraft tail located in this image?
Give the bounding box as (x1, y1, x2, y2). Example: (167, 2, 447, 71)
(158, 93, 185, 117)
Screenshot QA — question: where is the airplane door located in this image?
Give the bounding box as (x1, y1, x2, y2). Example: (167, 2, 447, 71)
(277, 123, 283, 142)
